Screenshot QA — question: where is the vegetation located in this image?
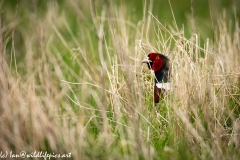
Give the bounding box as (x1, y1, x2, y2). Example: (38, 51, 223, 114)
(0, 0, 239, 159)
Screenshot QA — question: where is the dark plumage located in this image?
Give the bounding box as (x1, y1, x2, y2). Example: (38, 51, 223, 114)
(142, 53, 170, 103)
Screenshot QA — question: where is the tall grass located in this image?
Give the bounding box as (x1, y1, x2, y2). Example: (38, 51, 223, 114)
(0, 0, 239, 159)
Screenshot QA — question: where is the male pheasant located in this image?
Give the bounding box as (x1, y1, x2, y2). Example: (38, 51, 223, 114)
(142, 53, 170, 103)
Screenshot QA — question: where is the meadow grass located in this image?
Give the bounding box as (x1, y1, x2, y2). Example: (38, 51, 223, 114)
(0, 0, 239, 159)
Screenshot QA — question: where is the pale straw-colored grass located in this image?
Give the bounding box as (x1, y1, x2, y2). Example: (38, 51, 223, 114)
(0, 1, 239, 159)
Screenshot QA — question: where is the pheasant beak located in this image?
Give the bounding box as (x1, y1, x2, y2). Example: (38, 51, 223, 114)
(142, 58, 152, 63)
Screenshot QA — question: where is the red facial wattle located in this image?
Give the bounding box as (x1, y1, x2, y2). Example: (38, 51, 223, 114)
(149, 53, 163, 71)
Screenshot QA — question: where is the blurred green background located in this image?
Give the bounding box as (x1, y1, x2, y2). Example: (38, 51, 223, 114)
(2, 0, 239, 26)
(2, 0, 239, 55)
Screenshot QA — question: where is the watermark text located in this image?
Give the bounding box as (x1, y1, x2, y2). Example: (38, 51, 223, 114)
(0, 151, 71, 160)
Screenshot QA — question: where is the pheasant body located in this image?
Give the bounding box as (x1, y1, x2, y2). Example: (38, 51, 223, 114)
(142, 53, 170, 103)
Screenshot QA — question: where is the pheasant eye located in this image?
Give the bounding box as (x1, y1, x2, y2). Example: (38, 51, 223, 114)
(156, 56, 160, 60)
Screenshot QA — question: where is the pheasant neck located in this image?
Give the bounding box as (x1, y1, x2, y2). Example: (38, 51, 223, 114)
(154, 70, 169, 83)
